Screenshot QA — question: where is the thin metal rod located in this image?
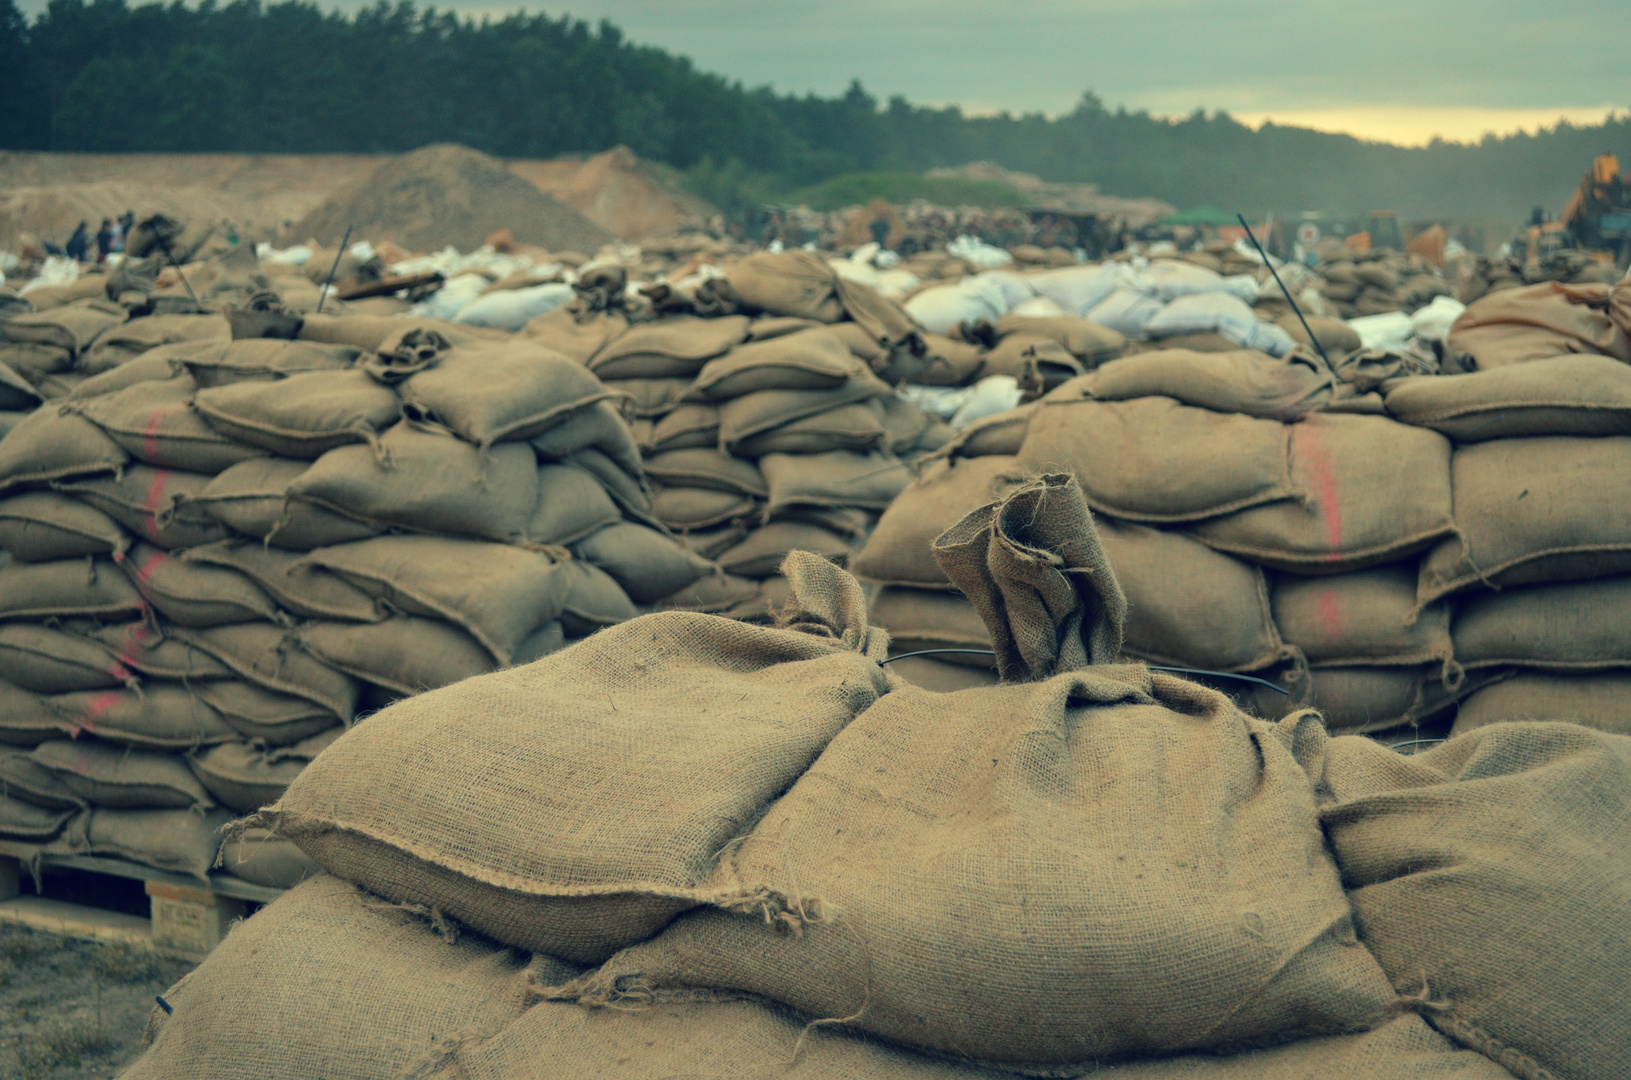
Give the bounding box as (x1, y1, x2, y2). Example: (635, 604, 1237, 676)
(315, 224, 353, 314)
(878, 647, 1290, 694)
(1236, 212, 1334, 370)
(152, 233, 200, 311)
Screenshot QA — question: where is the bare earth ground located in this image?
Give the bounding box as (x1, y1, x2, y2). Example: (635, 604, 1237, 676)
(0, 924, 192, 1080)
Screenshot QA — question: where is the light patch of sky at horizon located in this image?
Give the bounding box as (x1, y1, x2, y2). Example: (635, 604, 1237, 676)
(17, 0, 1629, 144)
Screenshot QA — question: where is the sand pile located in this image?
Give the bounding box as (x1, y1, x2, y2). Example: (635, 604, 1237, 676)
(293, 144, 615, 255)
(511, 146, 714, 240)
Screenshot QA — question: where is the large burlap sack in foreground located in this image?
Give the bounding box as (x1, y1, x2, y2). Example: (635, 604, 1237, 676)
(123, 875, 575, 1080)
(552, 477, 1397, 1068)
(242, 552, 891, 964)
(1286, 717, 1631, 1080)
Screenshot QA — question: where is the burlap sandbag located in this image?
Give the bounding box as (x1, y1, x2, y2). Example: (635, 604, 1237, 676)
(77, 313, 230, 375)
(194, 368, 403, 459)
(714, 522, 858, 579)
(1416, 436, 1631, 606)
(650, 487, 758, 531)
(296, 617, 494, 697)
(72, 374, 265, 473)
(526, 463, 624, 546)
(563, 446, 653, 519)
(1290, 717, 1631, 1080)
(717, 379, 892, 454)
(868, 586, 994, 666)
(301, 536, 570, 665)
(527, 399, 643, 477)
(759, 450, 910, 513)
(53, 805, 235, 879)
(123, 874, 573, 1080)
(523, 303, 628, 364)
(558, 482, 1396, 1066)
(0, 358, 43, 412)
(555, 560, 640, 637)
(571, 522, 714, 605)
(993, 311, 1127, 366)
(1385, 355, 1631, 440)
(0, 792, 78, 840)
(216, 826, 323, 889)
(183, 540, 383, 622)
(288, 421, 538, 544)
(1445, 279, 1631, 369)
(188, 739, 310, 813)
(32, 738, 213, 809)
(0, 300, 127, 360)
(690, 329, 875, 400)
(725, 250, 920, 349)
(1019, 396, 1298, 523)
(1188, 414, 1454, 572)
(932, 402, 1038, 459)
(1450, 673, 1631, 737)
(46, 683, 239, 748)
(178, 338, 361, 388)
(851, 456, 1030, 589)
(245, 553, 891, 964)
(174, 622, 359, 721)
(194, 456, 381, 549)
(732, 401, 890, 457)
(296, 313, 491, 353)
(1252, 664, 1481, 735)
(88, 621, 233, 682)
(68, 341, 210, 399)
(0, 746, 83, 808)
(1272, 564, 1455, 671)
(1452, 574, 1631, 671)
(1099, 515, 1296, 673)
(194, 679, 342, 746)
(644, 447, 766, 496)
(54, 465, 231, 549)
(647, 402, 719, 453)
(0, 679, 67, 745)
(1068, 347, 1335, 420)
(398, 341, 612, 449)
(428, 996, 1505, 1080)
(0, 557, 144, 620)
(0, 624, 138, 693)
(605, 375, 692, 418)
(0, 492, 127, 562)
(120, 541, 280, 627)
(982, 331, 1082, 390)
(0, 406, 129, 493)
(587, 315, 751, 380)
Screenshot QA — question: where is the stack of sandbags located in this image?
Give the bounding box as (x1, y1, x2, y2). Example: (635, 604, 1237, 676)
(1313, 250, 1455, 318)
(1381, 355, 1631, 739)
(121, 483, 1629, 1079)
(527, 253, 944, 620)
(855, 347, 1499, 734)
(0, 322, 708, 885)
(1443, 276, 1631, 372)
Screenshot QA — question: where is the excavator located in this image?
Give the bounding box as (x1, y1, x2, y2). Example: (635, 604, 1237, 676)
(1526, 153, 1631, 266)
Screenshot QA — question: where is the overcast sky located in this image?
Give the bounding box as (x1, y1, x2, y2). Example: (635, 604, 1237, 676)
(24, 0, 1630, 144)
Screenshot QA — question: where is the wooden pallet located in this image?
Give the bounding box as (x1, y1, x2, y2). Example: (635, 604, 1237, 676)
(0, 838, 282, 958)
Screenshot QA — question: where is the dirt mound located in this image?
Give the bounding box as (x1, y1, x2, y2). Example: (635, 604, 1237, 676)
(927, 161, 1174, 227)
(510, 146, 714, 241)
(293, 144, 615, 255)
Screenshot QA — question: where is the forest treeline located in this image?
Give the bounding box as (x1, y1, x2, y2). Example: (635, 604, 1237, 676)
(2, 0, 1627, 221)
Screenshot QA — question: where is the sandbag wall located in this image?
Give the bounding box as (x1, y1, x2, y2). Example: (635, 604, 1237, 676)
(523, 253, 971, 620)
(0, 326, 710, 883)
(857, 346, 1631, 736)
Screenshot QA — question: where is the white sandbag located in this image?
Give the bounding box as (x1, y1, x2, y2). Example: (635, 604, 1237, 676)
(453, 283, 575, 331)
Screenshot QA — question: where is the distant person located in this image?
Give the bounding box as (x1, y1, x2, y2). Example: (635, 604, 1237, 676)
(95, 218, 114, 262)
(868, 216, 890, 250)
(64, 221, 90, 262)
(118, 209, 135, 237)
